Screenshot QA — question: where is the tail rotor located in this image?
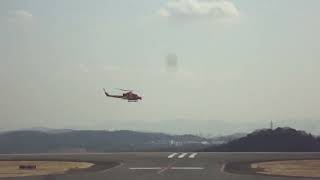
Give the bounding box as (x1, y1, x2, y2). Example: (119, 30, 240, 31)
(103, 88, 109, 96)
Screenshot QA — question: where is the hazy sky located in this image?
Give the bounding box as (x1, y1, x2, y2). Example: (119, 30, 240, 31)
(1, 0, 320, 135)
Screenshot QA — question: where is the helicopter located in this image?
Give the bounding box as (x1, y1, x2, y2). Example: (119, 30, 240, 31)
(103, 88, 142, 102)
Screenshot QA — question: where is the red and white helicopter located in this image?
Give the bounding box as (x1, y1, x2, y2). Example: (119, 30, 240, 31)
(103, 88, 142, 102)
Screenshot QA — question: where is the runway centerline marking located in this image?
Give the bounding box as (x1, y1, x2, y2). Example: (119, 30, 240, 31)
(129, 167, 205, 171)
(171, 167, 204, 170)
(178, 153, 188, 158)
(189, 153, 197, 158)
(129, 167, 162, 170)
(168, 153, 178, 158)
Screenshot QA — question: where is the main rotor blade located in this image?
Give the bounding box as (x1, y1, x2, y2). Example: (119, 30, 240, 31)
(116, 88, 141, 94)
(116, 88, 133, 92)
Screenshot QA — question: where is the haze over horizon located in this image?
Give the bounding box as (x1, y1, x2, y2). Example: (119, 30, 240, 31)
(1, 0, 320, 135)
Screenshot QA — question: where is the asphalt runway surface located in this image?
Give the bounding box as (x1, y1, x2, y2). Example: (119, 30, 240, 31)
(0, 152, 320, 180)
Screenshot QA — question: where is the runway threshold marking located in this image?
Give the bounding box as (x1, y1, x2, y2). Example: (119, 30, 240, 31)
(178, 153, 188, 158)
(188, 153, 197, 158)
(168, 153, 178, 158)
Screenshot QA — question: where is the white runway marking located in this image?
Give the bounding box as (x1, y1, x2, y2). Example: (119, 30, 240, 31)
(168, 153, 178, 158)
(129, 167, 162, 170)
(220, 163, 225, 172)
(188, 153, 198, 158)
(99, 163, 124, 173)
(158, 160, 177, 174)
(171, 167, 204, 170)
(130, 166, 205, 172)
(178, 153, 188, 158)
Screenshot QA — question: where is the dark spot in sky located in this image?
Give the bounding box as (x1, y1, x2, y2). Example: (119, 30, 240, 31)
(166, 53, 178, 72)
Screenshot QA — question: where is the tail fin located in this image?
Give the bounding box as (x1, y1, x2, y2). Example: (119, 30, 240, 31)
(103, 88, 109, 96)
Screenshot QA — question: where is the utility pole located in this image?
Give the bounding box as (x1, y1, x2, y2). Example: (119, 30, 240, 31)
(270, 120, 273, 130)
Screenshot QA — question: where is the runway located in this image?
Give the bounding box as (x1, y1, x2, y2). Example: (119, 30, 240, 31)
(0, 152, 320, 180)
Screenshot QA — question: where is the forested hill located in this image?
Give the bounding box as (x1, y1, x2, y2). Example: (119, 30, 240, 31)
(203, 127, 320, 152)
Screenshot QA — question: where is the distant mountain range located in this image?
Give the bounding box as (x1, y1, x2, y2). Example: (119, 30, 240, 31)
(203, 127, 320, 152)
(19, 127, 74, 134)
(4, 127, 316, 153)
(0, 129, 212, 153)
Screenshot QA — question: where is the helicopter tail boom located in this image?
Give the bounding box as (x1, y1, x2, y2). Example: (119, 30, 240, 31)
(103, 88, 124, 99)
(103, 88, 110, 97)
